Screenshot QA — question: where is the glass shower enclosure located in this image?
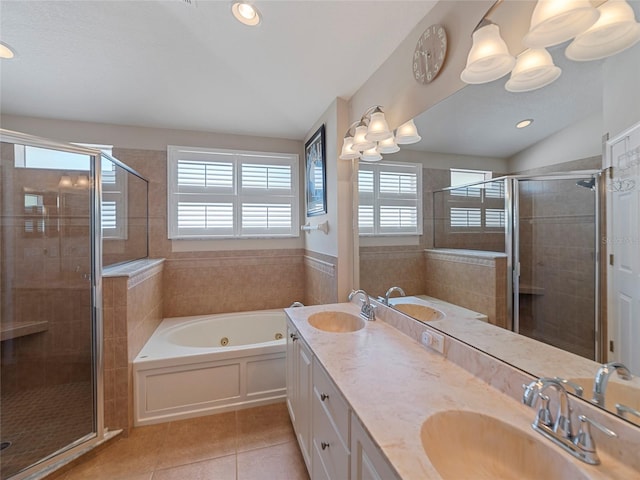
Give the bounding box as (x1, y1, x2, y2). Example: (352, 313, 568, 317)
(433, 171, 602, 361)
(0, 130, 104, 480)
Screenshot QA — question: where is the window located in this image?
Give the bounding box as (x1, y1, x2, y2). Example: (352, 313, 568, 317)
(358, 162, 422, 236)
(167, 146, 299, 239)
(102, 160, 128, 239)
(447, 171, 505, 230)
(13, 144, 124, 235)
(449, 168, 492, 197)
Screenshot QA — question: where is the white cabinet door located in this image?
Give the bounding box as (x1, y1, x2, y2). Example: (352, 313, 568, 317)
(351, 415, 400, 480)
(286, 321, 297, 423)
(296, 335, 313, 470)
(286, 319, 313, 473)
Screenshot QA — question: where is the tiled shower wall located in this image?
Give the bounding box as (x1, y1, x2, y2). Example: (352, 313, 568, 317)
(103, 261, 163, 434)
(359, 247, 424, 299)
(518, 179, 596, 358)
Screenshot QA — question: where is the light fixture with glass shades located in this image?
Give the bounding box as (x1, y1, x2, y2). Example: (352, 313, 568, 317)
(231, 2, 261, 26)
(565, 0, 640, 61)
(339, 106, 421, 162)
(460, 22, 516, 84)
(505, 48, 561, 92)
(394, 119, 422, 145)
(461, 0, 640, 93)
(523, 0, 599, 48)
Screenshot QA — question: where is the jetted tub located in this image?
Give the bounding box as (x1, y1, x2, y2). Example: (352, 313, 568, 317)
(133, 309, 286, 426)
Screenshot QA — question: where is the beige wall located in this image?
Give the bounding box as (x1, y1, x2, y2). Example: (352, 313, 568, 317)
(603, 41, 640, 140)
(302, 98, 353, 302)
(349, 1, 493, 129)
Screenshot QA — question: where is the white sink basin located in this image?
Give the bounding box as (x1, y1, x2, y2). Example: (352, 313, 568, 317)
(421, 411, 588, 480)
(308, 311, 365, 333)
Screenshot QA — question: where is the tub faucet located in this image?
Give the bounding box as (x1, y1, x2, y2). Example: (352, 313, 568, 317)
(380, 286, 406, 306)
(593, 362, 631, 406)
(348, 289, 376, 321)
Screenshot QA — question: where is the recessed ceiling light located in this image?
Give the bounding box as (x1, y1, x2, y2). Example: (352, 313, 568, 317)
(0, 42, 16, 59)
(231, 2, 261, 26)
(516, 119, 533, 129)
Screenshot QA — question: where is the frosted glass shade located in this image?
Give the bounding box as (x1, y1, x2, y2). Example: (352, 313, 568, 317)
(566, 0, 640, 61)
(505, 48, 561, 92)
(352, 124, 375, 151)
(377, 136, 400, 154)
(395, 119, 422, 145)
(365, 111, 393, 142)
(360, 146, 383, 162)
(339, 136, 360, 160)
(461, 23, 516, 84)
(523, 0, 599, 48)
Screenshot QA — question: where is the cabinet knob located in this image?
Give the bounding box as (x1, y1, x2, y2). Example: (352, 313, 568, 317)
(290, 333, 298, 342)
(321, 442, 330, 450)
(320, 393, 329, 401)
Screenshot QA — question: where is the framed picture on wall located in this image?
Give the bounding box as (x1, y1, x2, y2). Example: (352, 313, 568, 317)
(305, 124, 327, 217)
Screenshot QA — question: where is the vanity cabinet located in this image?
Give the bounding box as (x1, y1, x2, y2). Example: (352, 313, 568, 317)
(286, 319, 313, 471)
(312, 359, 350, 480)
(351, 414, 401, 480)
(287, 316, 399, 480)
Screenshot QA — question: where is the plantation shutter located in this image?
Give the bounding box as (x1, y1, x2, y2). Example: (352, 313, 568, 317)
(357, 162, 422, 236)
(167, 146, 298, 238)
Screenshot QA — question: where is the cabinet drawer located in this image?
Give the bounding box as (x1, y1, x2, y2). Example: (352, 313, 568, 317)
(313, 391, 349, 480)
(313, 359, 350, 446)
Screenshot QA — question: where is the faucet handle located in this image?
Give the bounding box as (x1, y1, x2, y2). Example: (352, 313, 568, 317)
(554, 377, 584, 397)
(574, 415, 617, 454)
(535, 393, 553, 428)
(616, 403, 640, 419)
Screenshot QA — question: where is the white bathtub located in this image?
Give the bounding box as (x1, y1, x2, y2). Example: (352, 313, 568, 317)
(133, 309, 287, 426)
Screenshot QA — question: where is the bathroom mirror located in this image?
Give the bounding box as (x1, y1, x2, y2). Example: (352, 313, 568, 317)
(357, 25, 640, 425)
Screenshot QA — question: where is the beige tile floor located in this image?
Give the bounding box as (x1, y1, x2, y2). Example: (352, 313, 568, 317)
(55, 403, 309, 480)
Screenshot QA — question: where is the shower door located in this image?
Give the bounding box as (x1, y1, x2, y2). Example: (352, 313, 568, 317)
(513, 174, 600, 361)
(0, 138, 99, 479)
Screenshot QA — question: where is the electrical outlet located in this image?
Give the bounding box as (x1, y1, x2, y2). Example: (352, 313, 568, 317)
(421, 330, 445, 354)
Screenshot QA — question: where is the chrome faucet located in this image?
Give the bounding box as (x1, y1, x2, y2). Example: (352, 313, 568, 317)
(553, 377, 584, 397)
(348, 289, 376, 321)
(523, 378, 573, 439)
(523, 377, 617, 465)
(381, 286, 406, 306)
(593, 362, 632, 406)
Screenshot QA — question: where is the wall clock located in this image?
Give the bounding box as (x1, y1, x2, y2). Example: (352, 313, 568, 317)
(413, 24, 447, 84)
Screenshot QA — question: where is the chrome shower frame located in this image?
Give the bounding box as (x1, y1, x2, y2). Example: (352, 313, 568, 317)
(433, 169, 603, 361)
(0, 129, 108, 480)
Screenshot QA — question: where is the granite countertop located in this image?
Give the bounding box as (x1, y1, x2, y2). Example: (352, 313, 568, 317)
(285, 302, 639, 480)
